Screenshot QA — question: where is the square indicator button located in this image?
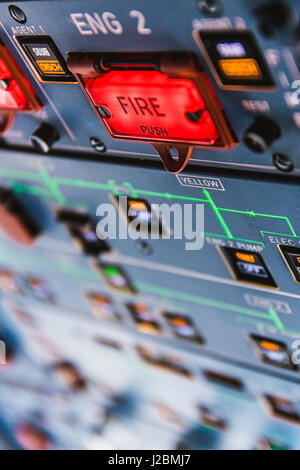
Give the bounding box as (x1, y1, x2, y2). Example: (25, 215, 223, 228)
(194, 30, 275, 90)
(198, 406, 227, 431)
(26, 275, 54, 303)
(0, 187, 40, 246)
(218, 246, 278, 288)
(256, 438, 287, 451)
(56, 208, 110, 256)
(136, 345, 192, 378)
(110, 194, 165, 237)
(91, 261, 136, 295)
(163, 312, 204, 344)
(127, 302, 162, 335)
(16, 35, 75, 83)
(86, 293, 121, 322)
(0, 269, 22, 295)
(67, 224, 110, 256)
(249, 334, 297, 370)
(262, 395, 300, 425)
(203, 370, 243, 391)
(278, 245, 300, 283)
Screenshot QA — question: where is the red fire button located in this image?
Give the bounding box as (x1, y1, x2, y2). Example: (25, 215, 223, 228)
(0, 41, 41, 113)
(84, 71, 219, 145)
(67, 51, 237, 173)
(0, 60, 28, 110)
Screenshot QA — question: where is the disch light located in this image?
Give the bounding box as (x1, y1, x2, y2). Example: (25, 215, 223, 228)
(67, 51, 237, 173)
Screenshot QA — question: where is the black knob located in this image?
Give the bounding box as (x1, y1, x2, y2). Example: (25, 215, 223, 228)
(243, 116, 281, 153)
(31, 123, 59, 153)
(254, 1, 292, 38)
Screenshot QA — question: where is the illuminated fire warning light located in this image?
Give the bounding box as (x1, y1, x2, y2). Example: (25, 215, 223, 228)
(67, 51, 237, 173)
(0, 40, 41, 112)
(0, 40, 41, 136)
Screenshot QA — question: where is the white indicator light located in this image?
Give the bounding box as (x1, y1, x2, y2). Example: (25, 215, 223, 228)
(216, 42, 246, 58)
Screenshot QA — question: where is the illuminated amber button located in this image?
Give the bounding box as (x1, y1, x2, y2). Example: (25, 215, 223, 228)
(36, 60, 64, 75)
(219, 58, 262, 79)
(16, 35, 75, 83)
(259, 341, 279, 351)
(235, 252, 255, 263)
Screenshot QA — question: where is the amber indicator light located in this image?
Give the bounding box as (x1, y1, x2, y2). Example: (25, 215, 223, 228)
(194, 30, 275, 90)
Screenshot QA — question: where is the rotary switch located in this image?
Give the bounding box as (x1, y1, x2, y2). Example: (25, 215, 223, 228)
(243, 116, 281, 153)
(31, 123, 59, 153)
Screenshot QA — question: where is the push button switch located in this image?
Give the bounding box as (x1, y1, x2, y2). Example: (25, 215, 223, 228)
(278, 245, 300, 283)
(0, 187, 41, 246)
(218, 246, 278, 288)
(55, 207, 110, 256)
(249, 334, 297, 370)
(0, 40, 41, 113)
(16, 35, 75, 83)
(67, 51, 237, 173)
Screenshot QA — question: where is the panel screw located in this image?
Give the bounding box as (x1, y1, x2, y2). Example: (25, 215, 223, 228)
(196, 0, 223, 17)
(90, 136, 106, 153)
(168, 146, 179, 161)
(135, 240, 153, 255)
(0, 79, 10, 90)
(98, 106, 111, 118)
(8, 4, 26, 23)
(272, 152, 294, 172)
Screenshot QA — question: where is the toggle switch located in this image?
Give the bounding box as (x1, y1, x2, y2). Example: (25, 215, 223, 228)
(243, 116, 281, 153)
(31, 122, 59, 153)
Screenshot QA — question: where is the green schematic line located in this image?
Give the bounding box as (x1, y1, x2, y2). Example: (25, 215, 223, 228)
(260, 231, 300, 239)
(136, 281, 292, 333)
(38, 168, 67, 205)
(219, 207, 297, 238)
(0, 168, 41, 181)
(136, 281, 270, 320)
(12, 183, 52, 197)
(268, 308, 284, 331)
(54, 176, 111, 191)
(202, 188, 233, 239)
(127, 187, 208, 203)
(0, 167, 298, 243)
(236, 317, 275, 329)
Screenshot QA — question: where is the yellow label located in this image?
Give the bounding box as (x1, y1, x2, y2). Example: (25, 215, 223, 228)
(36, 60, 65, 75)
(218, 58, 262, 79)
